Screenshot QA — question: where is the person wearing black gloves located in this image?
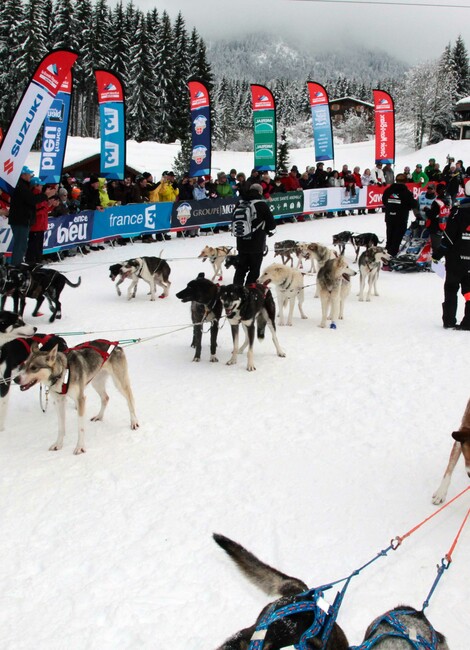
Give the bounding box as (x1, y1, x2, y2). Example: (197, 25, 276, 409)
(233, 183, 276, 286)
(382, 173, 419, 268)
(433, 182, 470, 329)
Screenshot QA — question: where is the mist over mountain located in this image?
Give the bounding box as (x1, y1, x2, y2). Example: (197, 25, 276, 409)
(207, 33, 407, 85)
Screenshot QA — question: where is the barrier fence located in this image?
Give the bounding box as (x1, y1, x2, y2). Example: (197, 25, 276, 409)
(0, 183, 464, 255)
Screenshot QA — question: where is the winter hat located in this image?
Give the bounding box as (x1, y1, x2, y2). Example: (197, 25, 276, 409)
(29, 177, 43, 186)
(21, 165, 34, 176)
(71, 187, 81, 199)
(217, 171, 226, 179)
(250, 183, 263, 196)
(89, 174, 99, 184)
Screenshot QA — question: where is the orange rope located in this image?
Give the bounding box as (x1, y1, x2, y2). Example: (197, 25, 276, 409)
(392, 485, 470, 548)
(445, 506, 470, 563)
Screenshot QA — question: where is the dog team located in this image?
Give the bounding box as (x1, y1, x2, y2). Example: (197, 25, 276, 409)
(1, 231, 468, 648)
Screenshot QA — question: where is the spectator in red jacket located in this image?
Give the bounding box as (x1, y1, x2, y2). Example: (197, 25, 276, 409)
(26, 178, 51, 264)
(280, 169, 301, 192)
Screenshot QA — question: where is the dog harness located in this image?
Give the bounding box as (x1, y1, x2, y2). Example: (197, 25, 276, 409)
(248, 585, 345, 650)
(53, 340, 119, 395)
(349, 609, 440, 650)
(16, 333, 59, 355)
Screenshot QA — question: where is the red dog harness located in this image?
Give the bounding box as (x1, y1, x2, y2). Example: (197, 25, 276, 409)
(58, 340, 119, 395)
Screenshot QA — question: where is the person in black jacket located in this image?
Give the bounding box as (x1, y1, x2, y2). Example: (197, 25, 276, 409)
(425, 183, 451, 256)
(233, 184, 276, 286)
(382, 173, 419, 265)
(434, 183, 470, 329)
(8, 166, 56, 265)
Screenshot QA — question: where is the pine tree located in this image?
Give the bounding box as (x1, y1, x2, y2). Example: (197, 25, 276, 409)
(70, 0, 94, 136)
(428, 45, 458, 143)
(452, 35, 470, 98)
(213, 77, 236, 150)
(277, 129, 290, 171)
(173, 134, 193, 177)
(168, 11, 191, 143)
(0, 0, 24, 128)
(17, 0, 48, 79)
(109, 2, 130, 86)
(50, 0, 75, 51)
(153, 11, 175, 142)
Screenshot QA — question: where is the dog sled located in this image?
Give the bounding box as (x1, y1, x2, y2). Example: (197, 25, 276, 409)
(389, 228, 432, 273)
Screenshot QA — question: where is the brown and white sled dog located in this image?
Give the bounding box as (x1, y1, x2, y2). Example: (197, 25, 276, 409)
(121, 256, 171, 300)
(198, 246, 234, 282)
(219, 283, 285, 371)
(432, 395, 470, 504)
(213, 534, 448, 650)
(317, 256, 357, 328)
(258, 263, 308, 326)
(15, 340, 139, 454)
(358, 246, 391, 302)
(296, 242, 336, 275)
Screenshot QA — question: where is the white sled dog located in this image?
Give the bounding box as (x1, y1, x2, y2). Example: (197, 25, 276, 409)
(432, 395, 470, 504)
(258, 263, 308, 326)
(15, 340, 139, 454)
(317, 256, 356, 328)
(198, 246, 234, 282)
(358, 246, 391, 302)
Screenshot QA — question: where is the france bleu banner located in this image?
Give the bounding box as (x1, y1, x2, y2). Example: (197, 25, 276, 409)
(38, 72, 73, 184)
(95, 70, 126, 180)
(307, 82, 334, 163)
(251, 84, 276, 172)
(188, 79, 211, 177)
(0, 49, 78, 194)
(373, 89, 395, 164)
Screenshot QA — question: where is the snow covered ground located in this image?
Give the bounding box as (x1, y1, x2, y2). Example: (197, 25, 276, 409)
(1, 208, 469, 649)
(1, 137, 469, 649)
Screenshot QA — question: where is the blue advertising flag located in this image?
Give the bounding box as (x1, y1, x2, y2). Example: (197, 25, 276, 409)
(307, 82, 334, 163)
(39, 72, 72, 184)
(188, 79, 211, 177)
(95, 70, 126, 180)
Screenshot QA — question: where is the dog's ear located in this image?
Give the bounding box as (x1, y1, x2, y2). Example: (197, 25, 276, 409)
(197, 272, 205, 279)
(45, 344, 59, 363)
(452, 430, 470, 443)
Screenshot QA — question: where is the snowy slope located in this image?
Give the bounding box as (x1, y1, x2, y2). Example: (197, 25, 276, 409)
(0, 206, 469, 649)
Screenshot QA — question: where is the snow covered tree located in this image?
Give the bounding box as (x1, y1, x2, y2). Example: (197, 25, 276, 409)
(0, 0, 24, 128)
(168, 11, 191, 143)
(213, 77, 237, 150)
(428, 45, 459, 143)
(173, 134, 193, 178)
(109, 2, 130, 86)
(50, 0, 75, 51)
(277, 129, 290, 171)
(334, 109, 372, 144)
(452, 35, 470, 98)
(17, 0, 48, 79)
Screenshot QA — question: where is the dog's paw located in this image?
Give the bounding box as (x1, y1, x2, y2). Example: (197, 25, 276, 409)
(130, 420, 139, 430)
(49, 443, 63, 451)
(150, 296, 156, 301)
(246, 364, 256, 371)
(359, 297, 364, 302)
(277, 351, 286, 358)
(366, 298, 371, 302)
(159, 294, 167, 299)
(330, 323, 337, 329)
(90, 415, 103, 422)
(192, 356, 201, 362)
(432, 489, 447, 505)
(226, 358, 237, 366)
(210, 356, 219, 363)
(73, 446, 86, 455)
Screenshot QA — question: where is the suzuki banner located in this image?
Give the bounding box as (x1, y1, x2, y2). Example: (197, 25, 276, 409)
(251, 84, 277, 172)
(38, 72, 73, 184)
(0, 49, 78, 194)
(95, 70, 126, 180)
(373, 89, 395, 164)
(188, 78, 211, 178)
(307, 82, 334, 163)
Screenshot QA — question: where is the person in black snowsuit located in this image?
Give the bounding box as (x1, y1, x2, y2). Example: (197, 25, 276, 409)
(382, 173, 419, 261)
(233, 184, 276, 286)
(433, 183, 470, 329)
(425, 183, 451, 257)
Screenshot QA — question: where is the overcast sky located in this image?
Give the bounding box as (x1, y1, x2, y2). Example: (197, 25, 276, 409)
(131, 0, 470, 62)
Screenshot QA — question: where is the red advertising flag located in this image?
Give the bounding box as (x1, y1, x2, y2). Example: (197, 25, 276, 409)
(307, 82, 328, 107)
(373, 90, 395, 165)
(95, 70, 124, 103)
(188, 80, 210, 110)
(251, 85, 275, 111)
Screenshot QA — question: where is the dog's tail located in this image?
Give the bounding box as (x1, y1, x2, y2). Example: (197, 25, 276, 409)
(64, 276, 81, 288)
(213, 533, 307, 597)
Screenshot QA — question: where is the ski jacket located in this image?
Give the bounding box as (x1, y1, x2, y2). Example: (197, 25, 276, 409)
(9, 178, 47, 227)
(411, 169, 429, 185)
(215, 182, 234, 198)
(426, 195, 452, 233)
(235, 190, 276, 254)
(30, 188, 49, 232)
(437, 199, 470, 275)
(382, 182, 418, 221)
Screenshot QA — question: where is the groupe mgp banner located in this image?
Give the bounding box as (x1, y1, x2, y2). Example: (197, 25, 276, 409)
(0, 186, 425, 255)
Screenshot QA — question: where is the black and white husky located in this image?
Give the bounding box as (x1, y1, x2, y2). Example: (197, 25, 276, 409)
(219, 283, 285, 371)
(120, 257, 171, 300)
(213, 534, 449, 650)
(176, 273, 222, 362)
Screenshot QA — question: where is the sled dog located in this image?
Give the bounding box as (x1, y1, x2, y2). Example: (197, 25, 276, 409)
(297, 242, 336, 278)
(176, 273, 222, 362)
(109, 263, 132, 297)
(213, 533, 449, 650)
(0, 264, 81, 322)
(432, 396, 470, 504)
(358, 246, 391, 302)
(198, 246, 234, 282)
(219, 283, 285, 371)
(317, 256, 356, 328)
(332, 231, 354, 256)
(258, 263, 307, 326)
(273, 240, 297, 267)
(352, 232, 383, 263)
(15, 339, 139, 454)
(120, 256, 171, 300)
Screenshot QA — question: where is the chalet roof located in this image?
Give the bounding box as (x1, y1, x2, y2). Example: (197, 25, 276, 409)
(455, 97, 470, 112)
(329, 96, 374, 108)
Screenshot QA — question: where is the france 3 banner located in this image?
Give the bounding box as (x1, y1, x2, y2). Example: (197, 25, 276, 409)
(373, 89, 395, 164)
(251, 84, 276, 172)
(38, 72, 73, 184)
(95, 70, 126, 180)
(0, 49, 78, 194)
(188, 79, 211, 177)
(307, 82, 334, 163)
